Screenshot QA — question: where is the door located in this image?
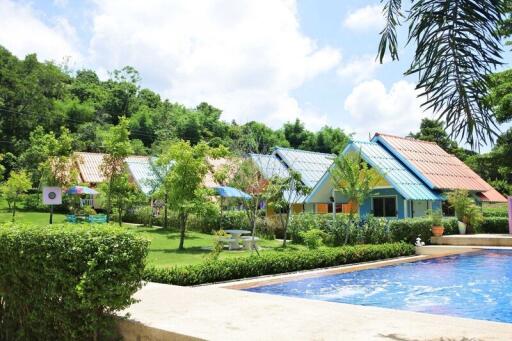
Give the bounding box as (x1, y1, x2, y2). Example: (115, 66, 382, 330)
(413, 200, 428, 217)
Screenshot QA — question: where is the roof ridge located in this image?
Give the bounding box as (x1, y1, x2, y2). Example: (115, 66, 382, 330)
(275, 147, 336, 157)
(375, 132, 438, 145)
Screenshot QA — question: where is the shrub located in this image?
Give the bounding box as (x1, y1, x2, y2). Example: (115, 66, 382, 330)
(482, 205, 509, 218)
(300, 228, 324, 249)
(0, 223, 149, 340)
(479, 216, 509, 233)
(144, 242, 414, 286)
(389, 217, 458, 244)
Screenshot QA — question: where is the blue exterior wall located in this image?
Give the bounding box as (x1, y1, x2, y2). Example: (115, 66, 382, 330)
(359, 188, 406, 219)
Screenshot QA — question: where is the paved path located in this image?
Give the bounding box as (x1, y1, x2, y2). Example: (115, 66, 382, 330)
(119, 282, 512, 340)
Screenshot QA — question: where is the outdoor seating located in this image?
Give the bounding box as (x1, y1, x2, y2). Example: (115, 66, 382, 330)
(219, 237, 240, 250)
(241, 236, 260, 250)
(65, 214, 77, 223)
(87, 214, 107, 224)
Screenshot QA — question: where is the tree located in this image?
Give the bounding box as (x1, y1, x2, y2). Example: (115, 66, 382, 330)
(378, 0, 506, 147)
(100, 117, 133, 222)
(0, 170, 32, 221)
(158, 141, 220, 250)
(329, 152, 382, 244)
(304, 126, 351, 154)
(409, 119, 472, 161)
(230, 159, 271, 254)
(100, 173, 144, 227)
(266, 170, 310, 247)
(283, 119, 313, 149)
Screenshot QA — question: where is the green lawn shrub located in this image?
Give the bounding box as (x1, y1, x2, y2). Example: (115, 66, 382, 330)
(482, 205, 509, 218)
(144, 242, 414, 286)
(289, 213, 459, 246)
(299, 228, 324, 249)
(0, 223, 149, 340)
(389, 217, 458, 244)
(478, 216, 509, 233)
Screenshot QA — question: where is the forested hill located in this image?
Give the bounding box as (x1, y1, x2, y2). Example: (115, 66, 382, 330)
(0, 45, 510, 195)
(0, 45, 350, 159)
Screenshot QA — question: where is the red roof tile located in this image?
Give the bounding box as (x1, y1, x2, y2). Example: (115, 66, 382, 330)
(374, 133, 507, 202)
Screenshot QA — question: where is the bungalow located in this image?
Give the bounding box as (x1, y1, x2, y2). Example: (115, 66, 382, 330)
(250, 147, 336, 214)
(306, 134, 507, 219)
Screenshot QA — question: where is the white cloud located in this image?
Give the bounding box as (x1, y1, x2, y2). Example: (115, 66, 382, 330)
(88, 0, 341, 127)
(343, 5, 385, 31)
(0, 0, 81, 63)
(343, 79, 431, 139)
(337, 55, 383, 84)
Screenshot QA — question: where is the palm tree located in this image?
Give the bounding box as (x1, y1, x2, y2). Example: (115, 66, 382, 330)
(329, 151, 382, 244)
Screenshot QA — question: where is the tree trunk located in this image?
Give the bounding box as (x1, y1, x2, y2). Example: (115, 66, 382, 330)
(106, 178, 112, 223)
(11, 198, 16, 222)
(118, 205, 122, 227)
(178, 211, 186, 250)
(251, 203, 260, 255)
(164, 192, 168, 229)
(282, 206, 291, 247)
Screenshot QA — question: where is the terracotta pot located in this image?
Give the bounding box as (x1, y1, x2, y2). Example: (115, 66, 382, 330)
(432, 225, 444, 237)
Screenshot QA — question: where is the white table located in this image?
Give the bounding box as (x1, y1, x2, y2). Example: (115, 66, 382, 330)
(223, 230, 251, 250)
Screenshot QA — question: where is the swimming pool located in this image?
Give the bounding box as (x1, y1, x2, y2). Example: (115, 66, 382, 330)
(245, 249, 512, 323)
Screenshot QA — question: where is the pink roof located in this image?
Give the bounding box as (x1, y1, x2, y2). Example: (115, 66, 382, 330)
(374, 133, 507, 202)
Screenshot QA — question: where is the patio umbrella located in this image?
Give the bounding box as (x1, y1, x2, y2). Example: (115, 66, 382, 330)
(66, 185, 99, 195)
(213, 186, 251, 225)
(213, 186, 251, 199)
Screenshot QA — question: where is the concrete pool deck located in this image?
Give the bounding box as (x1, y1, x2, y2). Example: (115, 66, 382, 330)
(118, 282, 512, 340)
(432, 234, 512, 247)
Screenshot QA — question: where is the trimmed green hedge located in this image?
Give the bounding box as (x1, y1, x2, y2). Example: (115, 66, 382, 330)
(289, 213, 459, 246)
(389, 217, 458, 244)
(482, 205, 509, 218)
(479, 216, 509, 233)
(0, 224, 149, 340)
(144, 243, 414, 286)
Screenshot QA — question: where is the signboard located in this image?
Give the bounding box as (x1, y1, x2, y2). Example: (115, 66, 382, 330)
(42, 187, 62, 205)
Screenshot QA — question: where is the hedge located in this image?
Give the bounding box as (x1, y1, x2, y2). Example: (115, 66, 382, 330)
(479, 216, 509, 233)
(389, 217, 458, 244)
(289, 213, 459, 246)
(0, 223, 149, 340)
(144, 242, 414, 286)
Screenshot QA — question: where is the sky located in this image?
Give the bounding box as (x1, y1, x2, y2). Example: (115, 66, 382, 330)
(0, 0, 509, 147)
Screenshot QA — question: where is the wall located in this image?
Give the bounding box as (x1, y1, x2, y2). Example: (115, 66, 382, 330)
(360, 188, 405, 219)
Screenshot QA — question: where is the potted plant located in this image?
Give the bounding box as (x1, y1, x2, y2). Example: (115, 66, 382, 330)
(464, 203, 483, 234)
(430, 209, 444, 237)
(447, 190, 482, 234)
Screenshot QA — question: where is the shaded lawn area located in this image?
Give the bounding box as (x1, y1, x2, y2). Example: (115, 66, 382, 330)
(0, 201, 66, 225)
(126, 226, 305, 267)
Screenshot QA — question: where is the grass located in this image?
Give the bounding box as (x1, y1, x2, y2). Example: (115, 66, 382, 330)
(126, 225, 305, 267)
(0, 200, 305, 267)
(0, 200, 66, 225)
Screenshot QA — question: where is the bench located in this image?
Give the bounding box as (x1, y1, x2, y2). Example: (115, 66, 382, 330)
(219, 237, 240, 250)
(241, 236, 260, 250)
(65, 214, 77, 223)
(87, 214, 107, 224)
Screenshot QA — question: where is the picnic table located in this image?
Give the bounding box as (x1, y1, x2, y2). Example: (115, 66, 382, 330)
(222, 230, 259, 250)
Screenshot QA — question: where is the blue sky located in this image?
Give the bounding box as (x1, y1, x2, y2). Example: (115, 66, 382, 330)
(0, 0, 509, 149)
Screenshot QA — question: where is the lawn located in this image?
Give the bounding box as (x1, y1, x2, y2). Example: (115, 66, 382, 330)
(0, 200, 66, 225)
(0, 200, 302, 267)
(126, 226, 303, 267)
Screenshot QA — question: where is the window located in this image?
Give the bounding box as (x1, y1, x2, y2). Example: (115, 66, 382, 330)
(372, 197, 397, 217)
(328, 203, 344, 213)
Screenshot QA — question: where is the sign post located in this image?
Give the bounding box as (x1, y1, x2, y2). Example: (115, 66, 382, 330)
(42, 187, 62, 224)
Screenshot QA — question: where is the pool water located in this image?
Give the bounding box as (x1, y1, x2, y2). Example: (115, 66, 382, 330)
(245, 249, 512, 323)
